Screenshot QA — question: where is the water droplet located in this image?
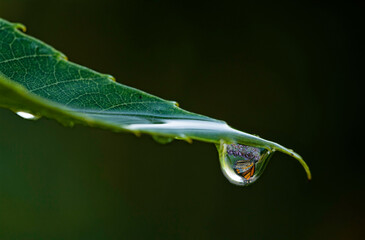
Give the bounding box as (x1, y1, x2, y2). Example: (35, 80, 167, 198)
(16, 111, 40, 120)
(217, 141, 273, 186)
(152, 135, 174, 144)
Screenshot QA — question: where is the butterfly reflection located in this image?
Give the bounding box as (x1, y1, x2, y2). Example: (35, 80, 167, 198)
(226, 144, 261, 182)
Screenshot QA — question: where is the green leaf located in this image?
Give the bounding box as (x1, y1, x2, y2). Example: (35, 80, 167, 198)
(0, 18, 311, 185)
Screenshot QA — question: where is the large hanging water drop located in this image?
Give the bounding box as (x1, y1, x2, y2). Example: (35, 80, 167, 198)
(217, 141, 274, 186)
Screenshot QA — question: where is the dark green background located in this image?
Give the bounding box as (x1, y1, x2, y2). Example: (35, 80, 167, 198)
(0, 0, 362, 239)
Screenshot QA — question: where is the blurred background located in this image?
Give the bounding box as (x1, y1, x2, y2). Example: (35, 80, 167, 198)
(0, 0, 362, 239)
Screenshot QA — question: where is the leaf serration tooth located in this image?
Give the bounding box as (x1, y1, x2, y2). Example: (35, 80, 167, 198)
(133, 131, 142, 137)
(55, 52, 68, 61)
(13, 23, 26, 32)
(105, 74, 116, 82)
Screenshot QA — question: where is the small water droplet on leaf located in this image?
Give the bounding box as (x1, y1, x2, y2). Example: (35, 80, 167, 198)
(217, 141, 273, 186)
(152, 135, 174, 144)
(15, 111, 40, 120)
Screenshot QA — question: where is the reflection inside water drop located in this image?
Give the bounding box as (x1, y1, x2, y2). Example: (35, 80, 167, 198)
(15, 111, 40, 120)
(218, 142, 273, 186)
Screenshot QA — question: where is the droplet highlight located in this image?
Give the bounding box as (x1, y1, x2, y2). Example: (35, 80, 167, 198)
(15, 111, 40, 120)
(217, 141, 273, 186)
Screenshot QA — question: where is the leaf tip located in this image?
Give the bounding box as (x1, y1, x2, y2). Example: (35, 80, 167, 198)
(290, 151, 312, 181)
(270, 143, 311, 181)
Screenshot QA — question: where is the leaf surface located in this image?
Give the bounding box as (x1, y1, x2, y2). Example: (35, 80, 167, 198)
(0, 18, 310, 180)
